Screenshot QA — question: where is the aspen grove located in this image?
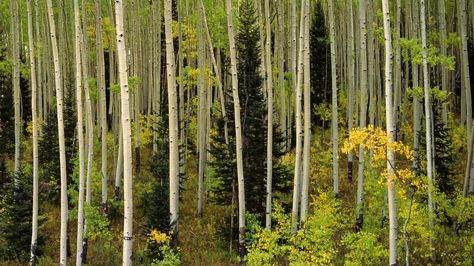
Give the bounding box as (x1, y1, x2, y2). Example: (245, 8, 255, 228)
(1, 0, 474, 265)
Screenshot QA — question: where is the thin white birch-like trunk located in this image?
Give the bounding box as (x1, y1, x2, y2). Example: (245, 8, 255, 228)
(197, 1, 206, 217)
(420, 0, 436, 261)
(328, 0, 339, 196)
(114, 0, 134, 264)
(73, 0, 86, 263)
(346, 0, 355, 182)
(264, 0, 274, 230)
(381, 0, 398, 263)
(226, 0, 246, 255)
(300, 0, 311, 222)
(46, 0, 68, 263)
(10, 0, 21, 178)
(27, 0, 39, 263)
(356, 0, 368, 228)
(164, 0, 180, 237)
(291, 0, 307, 234)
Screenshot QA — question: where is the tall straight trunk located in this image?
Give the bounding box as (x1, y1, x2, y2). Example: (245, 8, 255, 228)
(80, 0, 94, 259)
(381, 0, 398, 264)
(420, 1, 436, 262)
(356, 0, 368, 228)
(264, 0, 274, 230)
(34, 0, 44, 123)
(27, 0, 39, 263)
(438, 0, 448, 124)
(393, 0, 402, 133)
(226, 0, 246, 256)
(328, 0, 339, 196)
(367, 0, 375, 130)
(277, 0, 287, 152)
(198, 0, 228, 145)
(291, 0, 307, 234)
(346, 0, 355, 182)
(115, 125, 123, 199)
(412, 0, 421, 175)
(46, 0, 68, 264)
(114, 0, 134, 264)
(95, 0, 108, 213)
(289, 0, 297, 149)
(197, 1, 206, 217)
(300, 0, 311, 223)
(164, 0, 180, 239)
(73, 0, 86, 264)
(177, 0, 185, 186)
(458, 0, 474, 195)
(10, 0, 21, 177)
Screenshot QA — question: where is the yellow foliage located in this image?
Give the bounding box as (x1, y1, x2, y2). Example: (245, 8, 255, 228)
(148, 229, 170, 245)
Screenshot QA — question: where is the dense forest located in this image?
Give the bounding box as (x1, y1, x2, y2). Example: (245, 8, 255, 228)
(0, 0, 474, 265)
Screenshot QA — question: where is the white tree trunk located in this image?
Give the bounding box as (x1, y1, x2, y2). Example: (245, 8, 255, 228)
(197, 1, 206, 217)
(291, 0, 307, 234)
(164, 0, 180, 236)
(264, 0, 274, 230)
(381, 0, 398, 264)
(27, 0, 39, 263)
(46, 0, 68, 264)
(226, 0, 246, 255)
(420, 0, 436, 260)
(356, 0, 368, 227)
(73, 0, 86, 264)
(10, 0, 21, 178)
(328, 0, 339, 196)
(300, 0, 311, 222)
(114, 0, 134, 264)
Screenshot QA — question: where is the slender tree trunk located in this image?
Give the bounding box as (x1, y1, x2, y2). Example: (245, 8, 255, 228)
(197, 1, 206, 217)
(412, 0, 421, 175)
(458, 0, 474, 195)
(10, 0, 21, 178)
(277, 0, 287, 152)
(164, 0, 180, 241)
(72, 0, 86, 264)
(356, 0, 368, 229)
(226, 0, 246, 256)
(438, 0, 448, 124)
(46, 0, 68, 263)
(291, 0, 307, 234)
(264, 0, 274, 230)
(420, 0, 436, 261)
(346, 0, 355, 182)
(95, 0, 109, 214)
(27, 0, 39, 263)
(114, 0, 134, 264)
(328, 0, 339, 196)
(381, 0, 398, 264)
(300, 0, 311, 223)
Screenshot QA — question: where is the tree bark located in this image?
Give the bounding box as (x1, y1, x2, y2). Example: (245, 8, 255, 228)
(114, 0, 134, 264)
(27, 0, 39, 263)
(10, 0, 21, 178)
(226, 0, 246, 256)
(46, 0, 69, 263)
(381, 0, 398, 264)
(164, 0, 180, 240)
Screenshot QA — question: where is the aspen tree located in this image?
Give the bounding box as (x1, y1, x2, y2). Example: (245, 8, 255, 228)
(46, 0, 68, 263)
(164, 0, 180, 238)
(438, 0, 448, 124)
(328, 0, 339, 196)
(226, 0, 246, 255)
(356, 0, 368, 228)
(197, 0, 206, 217)
(114, 0, 134, 263)
(10, 0, 21, 177)
(72, 0, 86, 263)
(277, 0, 287, 152)
(27, 0, 39, 263)
(291, 0, 307, 234)
(381, 0, 398, 263)
(420, 0, 436, 260)
(264, 0, 274, 230)
(412, 0, 421, 175)
(346, 0, 355, 182)
(300, 0, 311, 222)
(95, 0, 108, 213)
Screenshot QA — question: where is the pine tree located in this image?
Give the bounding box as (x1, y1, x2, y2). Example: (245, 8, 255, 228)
(210, 0, 290, 222)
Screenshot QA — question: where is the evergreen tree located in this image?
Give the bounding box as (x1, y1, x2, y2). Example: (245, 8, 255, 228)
(310, 2, 330, 127)
(209, 0, 290, 220)
(0, 170, 43, 261)
(38, 96, 76, 199)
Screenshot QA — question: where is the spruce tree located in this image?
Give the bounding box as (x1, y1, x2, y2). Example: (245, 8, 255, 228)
(209, 0, 290, 220)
